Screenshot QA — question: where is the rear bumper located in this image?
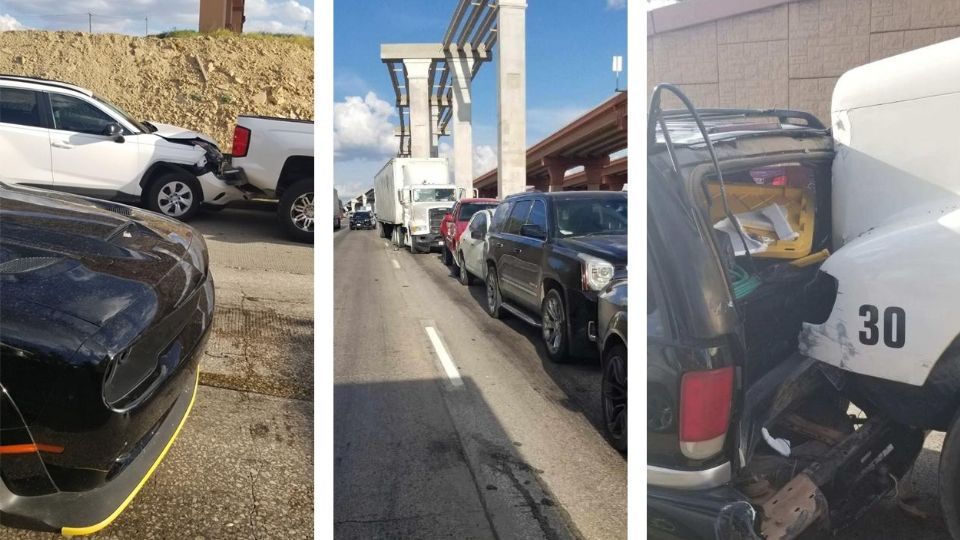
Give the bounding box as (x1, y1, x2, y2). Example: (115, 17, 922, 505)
(198, 172, 247, 206)
(648, 484, 760, 540)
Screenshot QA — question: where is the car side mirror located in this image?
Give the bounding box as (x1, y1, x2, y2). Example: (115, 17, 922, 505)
(471, 228, 484, 240)
(520, 223, 546, 240)
(444, 213, 452, 222)
(103, 122, 124, 143)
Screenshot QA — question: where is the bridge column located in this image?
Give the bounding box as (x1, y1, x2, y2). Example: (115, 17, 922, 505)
(404, 59, 433, 158)
(497, 0, 527, 197)
(543, 158, 570, 192)
(450, 52, 475, 194)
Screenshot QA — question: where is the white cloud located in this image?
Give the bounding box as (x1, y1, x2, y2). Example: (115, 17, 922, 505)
(606, 0, 627, 9)
(334, 91, 398, 161)
(0, 14, 26, 31)
(474, 144, 497, 176)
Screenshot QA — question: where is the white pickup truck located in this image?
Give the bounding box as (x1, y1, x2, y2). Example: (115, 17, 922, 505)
(229, 115, 314, 242)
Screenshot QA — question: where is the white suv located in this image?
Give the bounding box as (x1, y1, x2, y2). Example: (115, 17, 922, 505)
(0, 75, 245, 220)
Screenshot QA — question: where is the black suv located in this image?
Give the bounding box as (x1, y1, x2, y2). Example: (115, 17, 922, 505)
(349, 211, 374, 230)
(484, 191, 627, 362)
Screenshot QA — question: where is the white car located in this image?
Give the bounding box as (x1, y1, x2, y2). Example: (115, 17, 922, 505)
(0, 75, 245, 220)
(455, 208, 496, 286)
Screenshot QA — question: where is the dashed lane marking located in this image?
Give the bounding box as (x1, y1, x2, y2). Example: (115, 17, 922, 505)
(424, 326, 463, 388)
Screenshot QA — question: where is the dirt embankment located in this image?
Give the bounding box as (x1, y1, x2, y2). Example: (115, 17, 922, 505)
(0, 31, 313, 149)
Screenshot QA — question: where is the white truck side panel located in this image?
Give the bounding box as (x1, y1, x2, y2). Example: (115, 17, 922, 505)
(232, 116, 314, 195)
(801, 39, 960, 386)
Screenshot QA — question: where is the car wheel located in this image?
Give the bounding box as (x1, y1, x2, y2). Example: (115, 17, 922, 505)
(279, 179, 314, 243)
(458, 252, 472, 286)
(485, 265, 503, 318)
(601, 343, 628, 452)
(146, 172, 202, 221)
(541, 289, 571, 362)
(442, 245, 453, 266)
(941, 409, 960, 538)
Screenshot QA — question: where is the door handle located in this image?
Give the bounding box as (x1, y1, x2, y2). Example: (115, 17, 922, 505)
(51, 142, 73, 149)
(495, 242, 504, 248)
(513, 248, 523, 255)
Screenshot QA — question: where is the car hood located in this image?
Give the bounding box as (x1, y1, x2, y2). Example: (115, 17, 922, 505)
(555, 234, 628, 264)
(0, 183, 203, 326)
(147, 121, 218, 146)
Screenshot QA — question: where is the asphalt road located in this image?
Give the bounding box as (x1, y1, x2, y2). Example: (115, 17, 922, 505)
(333, 227, 627, 540)
(7, 202, 314, 539)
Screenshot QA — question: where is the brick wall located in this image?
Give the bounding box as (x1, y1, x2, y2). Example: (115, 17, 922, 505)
(648, 0, 960, 123)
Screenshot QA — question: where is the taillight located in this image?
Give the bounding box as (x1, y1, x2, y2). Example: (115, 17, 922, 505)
(232, 126, 251, 157)
(679, 366, 734, 460)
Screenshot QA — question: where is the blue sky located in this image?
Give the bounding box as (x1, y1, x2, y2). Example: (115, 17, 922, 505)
(334, 0, 628, 200)
(0, 0, 314, 35)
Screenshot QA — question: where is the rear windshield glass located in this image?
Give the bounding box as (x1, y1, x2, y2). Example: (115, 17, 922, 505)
(553, 197, 628, 238)
(459, 202, 498, 221)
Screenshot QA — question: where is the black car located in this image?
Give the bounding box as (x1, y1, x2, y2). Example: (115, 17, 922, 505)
(598, 280, 627, 452)
(0, 182, 213, 535)
(484, 191, 627, 362)
(647, 85, 930, 539)
(349, 211, 374, 230)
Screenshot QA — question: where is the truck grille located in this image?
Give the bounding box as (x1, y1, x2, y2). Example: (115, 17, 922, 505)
(429, 208, 446, 234)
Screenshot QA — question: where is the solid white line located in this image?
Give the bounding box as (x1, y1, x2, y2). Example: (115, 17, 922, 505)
(391, 259, 401, 269)
(424, 326, 463, 387)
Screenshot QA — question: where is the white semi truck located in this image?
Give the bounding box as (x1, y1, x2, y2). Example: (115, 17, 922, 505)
(373, 157, 469, 253)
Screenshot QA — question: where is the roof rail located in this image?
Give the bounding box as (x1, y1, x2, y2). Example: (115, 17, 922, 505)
(0, 74, 92, 96)
(659, 107, 826, 130)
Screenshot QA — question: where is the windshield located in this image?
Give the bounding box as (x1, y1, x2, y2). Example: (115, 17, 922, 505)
(412, 188, 456, 203)
(553, 197, 628, 238)
(353, 212, 371, 219)
(459, 202, 498, 221)
(93, 94, 149, 133)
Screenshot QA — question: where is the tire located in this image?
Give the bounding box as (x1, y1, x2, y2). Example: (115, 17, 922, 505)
(442, 245, 453, 266)
(145, 171, 202, 221)
(485, 265, 503, 319)
(940, 409, 960, 539)
(541, 288, 571, 363)
(458, 252, 472, 286)
(601, 343, 628, 452)
(278, 179, 314, 243)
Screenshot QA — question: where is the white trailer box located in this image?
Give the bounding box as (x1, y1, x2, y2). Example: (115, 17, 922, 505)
(374, 157, 468, 253)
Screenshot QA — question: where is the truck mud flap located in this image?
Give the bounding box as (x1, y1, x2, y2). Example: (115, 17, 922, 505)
(759, 415, 925, 539)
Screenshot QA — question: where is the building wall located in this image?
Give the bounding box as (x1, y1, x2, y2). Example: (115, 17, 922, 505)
(648, 0, 960, 123)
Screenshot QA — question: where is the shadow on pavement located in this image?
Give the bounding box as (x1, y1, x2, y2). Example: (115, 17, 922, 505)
(190, 200, 306, 246)
(334, 377, 579, 540)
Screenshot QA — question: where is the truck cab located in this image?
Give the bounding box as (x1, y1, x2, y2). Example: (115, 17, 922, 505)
(648, 38, 960, 540)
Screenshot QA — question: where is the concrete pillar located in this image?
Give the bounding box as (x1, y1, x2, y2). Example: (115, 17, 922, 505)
(544, 160, 569, 193)
(404, 59, 433, 159)
(430, 103, 440, 157)
(585, 162, 604, 191)
(450, 53, 475, 194)
(496, 0, 527, 197)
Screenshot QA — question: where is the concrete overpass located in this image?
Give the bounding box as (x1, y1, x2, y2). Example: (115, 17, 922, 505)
(474, 91, 628, 197)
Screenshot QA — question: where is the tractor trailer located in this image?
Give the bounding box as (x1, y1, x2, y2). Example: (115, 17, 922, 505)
(374, 157, 469, 253)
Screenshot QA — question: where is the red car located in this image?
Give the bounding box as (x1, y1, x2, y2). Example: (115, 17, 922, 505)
(440, 198, 499, 266)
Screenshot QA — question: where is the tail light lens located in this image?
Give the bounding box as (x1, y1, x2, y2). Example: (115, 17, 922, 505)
(679, 366, 734, 460)
(232, 126, 251, 157)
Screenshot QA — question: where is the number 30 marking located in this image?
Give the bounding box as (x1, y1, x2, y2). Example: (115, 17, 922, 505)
(859, 304, 905, 348)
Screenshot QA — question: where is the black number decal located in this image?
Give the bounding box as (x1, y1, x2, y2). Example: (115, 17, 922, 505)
(859, 304, 905, 348)
(883, 307, 906, 348)
(859, 304, 879, 345)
